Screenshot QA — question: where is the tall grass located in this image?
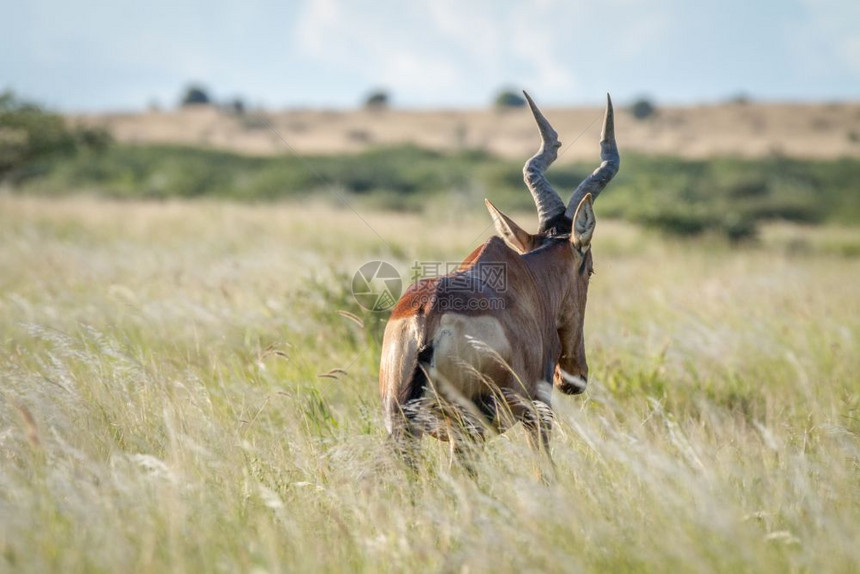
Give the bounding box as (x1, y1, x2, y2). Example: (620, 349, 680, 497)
(1, 195, 858, 572)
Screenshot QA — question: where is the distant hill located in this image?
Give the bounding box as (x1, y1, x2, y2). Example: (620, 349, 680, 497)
(72, 101, 860, 161)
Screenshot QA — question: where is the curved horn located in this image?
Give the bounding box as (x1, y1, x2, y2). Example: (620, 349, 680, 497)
(522, 91, 566, 231)
(566, 93, 620, 218)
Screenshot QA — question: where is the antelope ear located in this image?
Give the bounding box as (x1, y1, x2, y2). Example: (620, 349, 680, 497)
(485, 199, 535, 254)
(571, 193, 596, 251)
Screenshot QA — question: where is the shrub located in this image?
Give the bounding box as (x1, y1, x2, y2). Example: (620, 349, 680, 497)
(364, 89, 390, 110)
(0, 91, 111, 181)
(494, 89, 526, 109)
(720, 213, 757, 243)
(180, 84, 211, 107)
(636, 208, 715, 237)
(630, 97, 657, 120)
(725, 178, 769, 199)
(225, 98, 246, 115)
(728, 92, 752, 105)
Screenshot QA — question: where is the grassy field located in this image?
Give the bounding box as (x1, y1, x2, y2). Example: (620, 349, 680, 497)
(1, 194, 859, 572)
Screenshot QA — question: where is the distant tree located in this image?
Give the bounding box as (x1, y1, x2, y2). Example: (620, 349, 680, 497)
(630, 97, 657, 120)
(0, 90, 111, 180)
(75, 125, 112, 152)
(728, 92, 752, 105)
(364, 89, 390, 109)
(494, 89, 526, 109)
(225, 97, 246, 115)
(722, 213, 757, 244)
(180, 84, 211, 107)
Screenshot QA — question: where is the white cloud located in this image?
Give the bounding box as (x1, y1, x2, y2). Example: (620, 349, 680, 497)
(789, 0, 860, 77)
(294, 0, 463, 98)
(425, 0, 579, 94)
(291, 0, 675, 104)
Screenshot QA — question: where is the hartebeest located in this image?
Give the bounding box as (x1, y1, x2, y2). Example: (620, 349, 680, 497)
(379, 92, 619, 466)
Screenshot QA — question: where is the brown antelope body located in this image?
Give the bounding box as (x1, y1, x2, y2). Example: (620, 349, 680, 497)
(379, 92, 619, 464)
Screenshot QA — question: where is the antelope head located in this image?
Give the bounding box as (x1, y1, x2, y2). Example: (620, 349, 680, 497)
(485, 92, 619, 394)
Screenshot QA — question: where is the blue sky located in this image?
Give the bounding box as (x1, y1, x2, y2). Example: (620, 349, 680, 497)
(2, 0, 858, 112)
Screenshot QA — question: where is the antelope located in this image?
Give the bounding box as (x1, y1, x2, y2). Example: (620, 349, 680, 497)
(379, 92, 619, 470)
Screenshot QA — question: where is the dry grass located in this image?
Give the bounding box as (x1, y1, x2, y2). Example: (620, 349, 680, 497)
(75, 101, 860, 161)
(1, 194, 859, 572)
